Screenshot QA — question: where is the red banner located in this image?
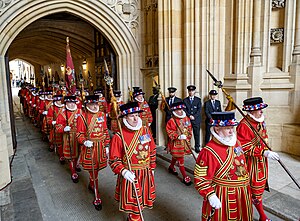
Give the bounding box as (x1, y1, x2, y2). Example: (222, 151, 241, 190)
(65, 37, 76, 95)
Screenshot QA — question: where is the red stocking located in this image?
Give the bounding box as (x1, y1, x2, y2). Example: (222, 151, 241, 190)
(178, 157, 187, 178)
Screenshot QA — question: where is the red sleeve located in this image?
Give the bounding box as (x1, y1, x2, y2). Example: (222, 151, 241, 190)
(194, 148, 218, 199)
(39, 101, 45, 114)
(149, 129, 156, 170)
(166, 118, 180, 140)
(76, 114, 87, 144)
(147, 106, 153, 124)
(46, 106, 54, 125)
(109, 134, 126, 175)
(55, 112, 66, 133)
(236, 121, 265, 157)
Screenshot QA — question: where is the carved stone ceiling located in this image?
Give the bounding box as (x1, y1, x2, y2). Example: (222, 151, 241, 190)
(8, 13, 95, 66)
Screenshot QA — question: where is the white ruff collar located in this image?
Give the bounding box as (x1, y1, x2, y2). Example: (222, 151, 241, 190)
(135, 97, 144, 103)
(248, 113, 265, 123)
(87, 106, 99, 114)
(39, 97, 45, 101)
(54, 103, 64, 108)
(66, 106, 77, 111)
(123, 117, 142, 131)
(210, 127, 237, 146)
(46, 97, 53, 101)
(172, 111, 186, 119)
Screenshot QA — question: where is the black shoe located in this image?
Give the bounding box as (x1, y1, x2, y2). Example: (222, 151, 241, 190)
(168, 167, 178, 176)
(93, 199, 102, 211)
(71, 173, 79, 183)
(195, 147, 200, 153)
(183, 176, 192, 186)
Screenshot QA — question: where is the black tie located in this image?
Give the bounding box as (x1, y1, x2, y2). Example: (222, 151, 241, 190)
(190, 97, 193, 104)
(212, 100, 215, 109)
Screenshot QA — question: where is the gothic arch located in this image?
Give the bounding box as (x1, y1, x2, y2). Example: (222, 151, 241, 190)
(0, 1, 142, 186)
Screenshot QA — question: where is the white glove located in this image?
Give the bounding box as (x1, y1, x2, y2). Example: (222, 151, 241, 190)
(33, 104, 36, 107)
(264, 150, 280, 160)
(105, 146, 109, 157)
(52, 121, 56, 125)
(83, 140, 93, 148)
(29, 101, 32, 104)
(122, 169, 135, 183)
(42, 110, 48, 115)
(64, 126, 71, 132)
(178, 134, 187, 140)
(148, 123, 151, 127)
(152, 170, 155, 176)
(208, 194, 222, 209)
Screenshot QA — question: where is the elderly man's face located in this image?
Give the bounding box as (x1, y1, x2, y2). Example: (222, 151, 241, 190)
(87, 102, 99, 113)
(125, 113, 139, 127)
(136, 94, 143, 101)
(66, 102, 76, 110)
(250, 109, 263, 119)
(55, 100, 62, 106)
(174, 109, 184, 116)
(215, 126, 234, 138)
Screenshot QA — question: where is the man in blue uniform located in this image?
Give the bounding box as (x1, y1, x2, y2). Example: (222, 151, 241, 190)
(204, 90, 222, 144)
(183, 85, 202, 153)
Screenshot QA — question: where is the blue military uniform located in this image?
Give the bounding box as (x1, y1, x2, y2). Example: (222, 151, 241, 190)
(183, 85, 202, 153)
(204, 90, 222, 144)
(164, 87, 182, 123)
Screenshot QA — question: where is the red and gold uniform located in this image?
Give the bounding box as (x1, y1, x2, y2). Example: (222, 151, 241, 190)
(194, 112, 252, 221)
(109, 102, 156, 220)
(166, 116, 192, 157)
(77, 111, 110, 171)
(55, 108, 82, 160)
(38, 94, 52, 133)
(137, 100, 152, 127)
(166, 101, 192, 185)
(236, 97, 274, 221)
(108, 100, 124, 133)
(55, 95, 82, 183)
(133, 89, 153, 126)
(237, 115, 269, 198)
(98, 97, 108, 114)
(194, 138, 252, 221)
(110, 126, 156, 216)
(47, 97, 64, 159)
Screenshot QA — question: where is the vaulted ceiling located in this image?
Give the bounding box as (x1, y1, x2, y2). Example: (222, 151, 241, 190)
(8, 13, 95, 66)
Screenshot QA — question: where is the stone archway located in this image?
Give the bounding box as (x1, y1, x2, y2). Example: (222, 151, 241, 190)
(0, 0, 141, 188)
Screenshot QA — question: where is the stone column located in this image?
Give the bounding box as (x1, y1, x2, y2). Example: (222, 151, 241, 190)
(157, 0, 183, 146)
(250, 0, 262, 62)
(248, 0, 262, 96)
(290, 0, 300, 114)
(0, 56, 11, 190)
(293, 0, 300, 56)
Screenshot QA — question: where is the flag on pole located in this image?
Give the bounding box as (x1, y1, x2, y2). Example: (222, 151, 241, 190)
(65, 37, 76, 95)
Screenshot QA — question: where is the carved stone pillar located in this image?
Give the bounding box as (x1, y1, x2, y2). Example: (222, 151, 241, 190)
(293, 0, 300, 56)
(157, 0, 183, 146)
(250, 0, 262, 64)
(289, 1, 300, 113)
